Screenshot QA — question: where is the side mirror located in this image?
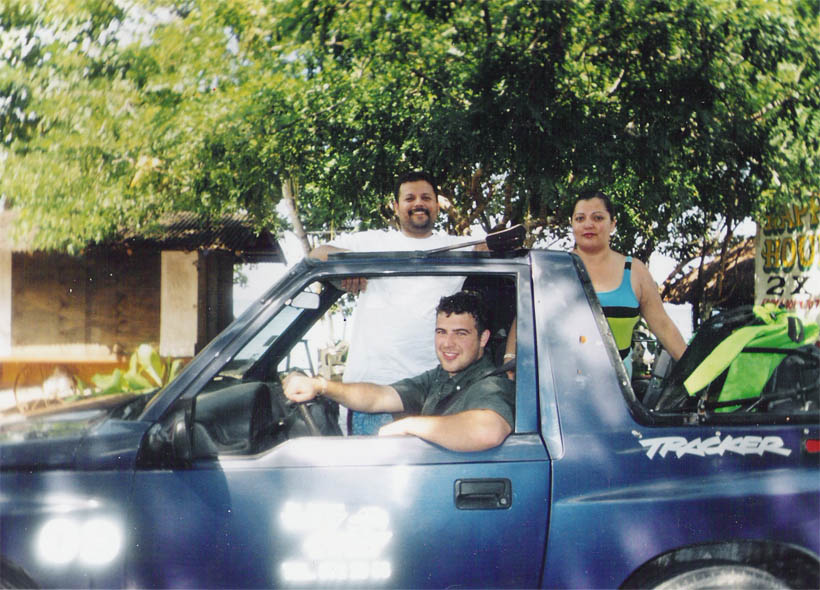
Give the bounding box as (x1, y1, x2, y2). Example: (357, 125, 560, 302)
(172, 416, 192, 464)
(137, 404, 195, 468)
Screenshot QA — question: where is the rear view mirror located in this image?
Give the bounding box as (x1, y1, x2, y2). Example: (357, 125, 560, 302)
(289, 291, 321, 310)
(424, 224, 526, 255)
(485, 224, 526, 252)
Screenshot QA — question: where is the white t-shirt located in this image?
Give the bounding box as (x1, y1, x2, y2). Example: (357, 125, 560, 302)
(328, 229, 471, 384)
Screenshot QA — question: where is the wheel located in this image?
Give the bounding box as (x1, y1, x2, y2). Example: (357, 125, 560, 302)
(12, 363, 77, 414)
(652, 564, 789, 589)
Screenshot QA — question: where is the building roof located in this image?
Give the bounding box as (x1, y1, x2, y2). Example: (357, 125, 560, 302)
(661, 238, 754, 308)
(0, 210, 285, 263)
(120, 212, 285, 263)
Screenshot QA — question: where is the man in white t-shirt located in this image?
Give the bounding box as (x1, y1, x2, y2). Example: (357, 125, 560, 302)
(310, 171, 471, 434)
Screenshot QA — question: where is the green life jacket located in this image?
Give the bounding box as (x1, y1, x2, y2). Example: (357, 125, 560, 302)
(684, 304, 819, 412)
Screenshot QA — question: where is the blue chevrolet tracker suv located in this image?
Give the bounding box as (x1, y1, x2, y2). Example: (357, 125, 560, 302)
(1, 248, 818, 589)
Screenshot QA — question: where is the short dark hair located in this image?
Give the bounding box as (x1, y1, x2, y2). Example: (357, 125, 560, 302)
(436, 290, 490, 335)
(394, 171, 439, 202)
(572, 190, 615, 219)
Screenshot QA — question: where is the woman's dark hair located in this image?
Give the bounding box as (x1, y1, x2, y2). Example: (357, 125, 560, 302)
(571, 190, 615, 219)
(436, 290, 489, 334)
(394, 170, 439, 201)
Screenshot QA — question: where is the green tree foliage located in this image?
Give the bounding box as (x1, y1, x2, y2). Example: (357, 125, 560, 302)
(264, 0, 819, 256)
(1, 0, 287, 251)
(2, 0, 818, 268)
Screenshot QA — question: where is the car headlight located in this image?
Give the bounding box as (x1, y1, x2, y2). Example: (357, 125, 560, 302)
(36, 516, 123, 567)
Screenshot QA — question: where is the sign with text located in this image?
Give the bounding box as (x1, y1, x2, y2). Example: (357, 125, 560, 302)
(755, 196, 820, 324)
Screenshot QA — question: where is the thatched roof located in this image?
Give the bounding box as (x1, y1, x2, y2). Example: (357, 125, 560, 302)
(661, 238, 754, 308)
(0, 210, 284, 263)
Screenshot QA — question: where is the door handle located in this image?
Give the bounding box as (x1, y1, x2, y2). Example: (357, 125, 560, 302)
(454, 478, 512, 510)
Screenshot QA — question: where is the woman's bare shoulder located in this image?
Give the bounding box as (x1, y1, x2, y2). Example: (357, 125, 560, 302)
(629, 256, 650, 275)
(628, 257, 661, 301)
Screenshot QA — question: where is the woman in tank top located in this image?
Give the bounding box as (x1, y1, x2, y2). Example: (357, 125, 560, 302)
(571, 191, 687, 374)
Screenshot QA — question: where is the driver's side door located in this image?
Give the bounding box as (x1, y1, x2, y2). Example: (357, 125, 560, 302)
(129, 430, 549, 588)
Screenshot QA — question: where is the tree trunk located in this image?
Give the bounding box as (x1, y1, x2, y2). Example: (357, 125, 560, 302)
(279, 177, 336, 356)
(692, 232, 710, 332)
(280, 177, 311, 256)
(714, 217, 735, 307)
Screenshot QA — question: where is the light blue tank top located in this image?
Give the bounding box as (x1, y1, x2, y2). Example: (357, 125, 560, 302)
(597, 256, 641, 360)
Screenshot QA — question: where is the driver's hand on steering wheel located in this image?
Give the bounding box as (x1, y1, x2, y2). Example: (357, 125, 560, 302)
(283, 372, 321, 403)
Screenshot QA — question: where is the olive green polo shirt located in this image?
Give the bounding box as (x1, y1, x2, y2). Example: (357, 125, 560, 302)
(391, 354, 515, 428)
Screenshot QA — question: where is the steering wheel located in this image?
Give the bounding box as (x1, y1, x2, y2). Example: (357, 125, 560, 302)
(295, 403, 323, 436)
(277, 371, 324, 437)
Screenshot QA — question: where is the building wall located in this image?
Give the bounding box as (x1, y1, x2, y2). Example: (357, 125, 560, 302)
(159, 250, 235, 357)
(0, 249, 10, 356)
(2, 248, 236, 389)
(200, 250, 235, 353)
(160, 251, 199, 358)
(11, 250, 161, 354)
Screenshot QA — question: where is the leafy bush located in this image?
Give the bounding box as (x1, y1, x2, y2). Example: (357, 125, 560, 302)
(90, 344, 183, 395)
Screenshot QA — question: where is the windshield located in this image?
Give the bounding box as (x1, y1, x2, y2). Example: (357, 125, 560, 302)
(219, 306, 303, 379)
(213, 283, 327, 382)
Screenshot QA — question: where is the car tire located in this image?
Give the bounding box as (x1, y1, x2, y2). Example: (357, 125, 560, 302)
(652, 564, 789, 589)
